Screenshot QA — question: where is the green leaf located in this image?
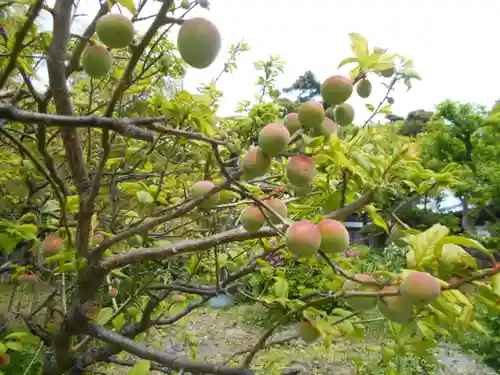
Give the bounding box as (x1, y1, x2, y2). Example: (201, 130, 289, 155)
(136, 190, 154, 204)
(5, 341, 23, 352)
(365, 205, 388, 233)
(112, 313, 125, 331)
(96, 307, 114, 325)
(416, 321, 435, 341)
(337, 57, 359, 69)
(110, 269, 131, 280)
(128, 359, 151, 375)
(118, 0, 136, 13)
(323, 192, 342, 214)
(404, 68, 421, 80)
(0, 343, 7, 356)
(348, 33, 369, 59)
(441, 236, 488, 252)
(4, 332, 29, 340)
(273, 277, 289, 299)
(365, 103, 375, 112)
(492, 273, 500, 298)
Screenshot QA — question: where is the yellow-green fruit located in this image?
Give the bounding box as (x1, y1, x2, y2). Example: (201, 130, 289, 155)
(390, 225, 408, 247)
(334, 103, 355, 126)
(199, 0, 209, 8)
(298, 101, 324, 129)
(284, 112, 302, 135)
(317, 219, 349, 253)
(242, 146, 271, 179)
(380, 65, 395, 78)
(126, 306, 139, 316)
(96, 14, 134, 49)
(240, 206, 265, 232)
(343, 274, 378, 311)
(177, 17, 221, 69)
(400, 272, 441, 305)
(285, 220, 322, 258)
(377, 286, 413, 324)
(258, 123, 290, 156)
(313, 117, 337, 137)
(321, 75, 353, 105)
(299, 321, 320, 343)
(262, 198, 287, 224)
(181, 0, 190, 8)
(191, 180, 220, 209)
(81, 45, 112, 78)
(356, 79, 372, 98)
(286, 156, 316, 187)
(325, 107, 335, 120)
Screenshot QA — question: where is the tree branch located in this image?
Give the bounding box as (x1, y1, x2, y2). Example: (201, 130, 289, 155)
(85, 323, 254, 375)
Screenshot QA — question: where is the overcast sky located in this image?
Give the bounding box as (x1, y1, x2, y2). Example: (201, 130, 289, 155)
(39, 0, 500, 123)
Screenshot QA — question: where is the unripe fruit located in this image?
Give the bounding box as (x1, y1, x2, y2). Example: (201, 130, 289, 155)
(126, 306, 139, 316)
(390, 225, 408, 247)
(96, 14, 134, 49)
(334, 103, 355, 126)
(199, 0, 209, 8)
(325, 107, 335, 120)
(286, 156, 315, 187)
(81, 45, 112, 78)
(380, 66, 395, 78)
(258, 123, 290, 157)
(299, 321, 320, 343)
(284, 113, 302, 135)
(377, 286, 413, 324)
(18, 273, 37, 284)
(172, 294, 186, 302)
(356, 79, 372, 98)
(285, 220, 322, 258)
(41, 234, 64, 256)
(181, 0, 190, 8)
(400, 272, 441, 305)
(177, 17, 221, 69)
(262, 198, 287, 224)
(343, 274, 378, 311)
(108, 288, 118, 298)
(242, 146, 271, 179)
(298, 101, 324, 129)
(321, 75, 353, 106)
(0, 354, 9, 366)
(240, 206, 265, 232)
(313, 117, 337, 137)
(191, 180, 220, 209)
(317, 219, 349, 253)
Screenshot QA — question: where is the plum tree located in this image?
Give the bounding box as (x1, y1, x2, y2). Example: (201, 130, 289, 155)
(320, 75, 353, 105)
(334, 103, 355, 125)
(261, 198, 287, 224)
(258, 123, 290, 156)
(299, 321, 320, 343)
(400, 271, 441, 305)
(316, 219, 349, 253)
(242, 146, 271, 179)
(240, 206, 265, 232)
(284, 112, 302, 135)
(177, 17, 221, 69)
(377, 286, 413, 324)
(343, 274, 378, 311)
(41, 234, 64, 256)
(298, 101, 325, 129)
(191, 180, 220, 208)
(95, 14, 134, 49)
(286, 155, 316, 187)
(285, 220, 322, 258)
(81, 45, 112, 78)
(356, 79, 372, 98)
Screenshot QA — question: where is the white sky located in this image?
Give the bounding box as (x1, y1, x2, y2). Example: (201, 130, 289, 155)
(39, 0, 500, 122)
